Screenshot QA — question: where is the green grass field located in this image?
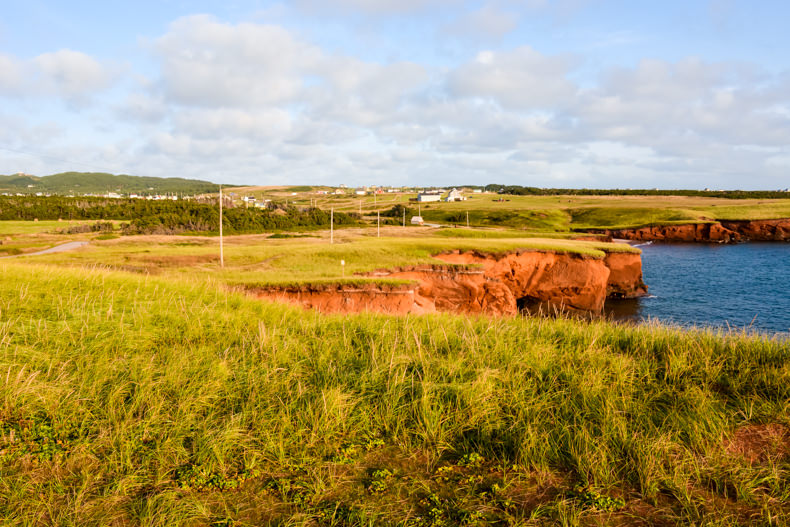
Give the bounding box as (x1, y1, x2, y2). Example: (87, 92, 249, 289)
(0, 220, 83, 236)
(1, 261, 788, 525)
(229, 188, 790, 231)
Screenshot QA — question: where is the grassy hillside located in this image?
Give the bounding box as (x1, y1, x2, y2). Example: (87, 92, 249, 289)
(0, 172, 225, 195)
(0, 261, 788, 525)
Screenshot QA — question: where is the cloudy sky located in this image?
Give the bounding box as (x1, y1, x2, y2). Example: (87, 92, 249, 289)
(1, 1, 789, 189)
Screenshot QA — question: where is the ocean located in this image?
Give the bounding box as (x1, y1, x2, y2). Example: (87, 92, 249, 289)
(604, 242, 790, 335)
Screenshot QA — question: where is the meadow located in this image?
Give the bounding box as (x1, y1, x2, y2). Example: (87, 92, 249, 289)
(1, 215, 790, 525)
(230, 188, 790, 231)
(1, 259, 789, 526)
(2, 207, 790, 525)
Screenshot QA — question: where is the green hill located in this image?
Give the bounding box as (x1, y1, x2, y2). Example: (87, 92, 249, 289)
(0, 172, 226, 195)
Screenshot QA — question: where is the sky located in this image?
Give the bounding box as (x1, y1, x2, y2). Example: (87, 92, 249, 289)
(1, 0, 789, 189)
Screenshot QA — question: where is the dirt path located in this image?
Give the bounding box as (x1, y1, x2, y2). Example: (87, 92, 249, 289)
(1, 241, 88, 259)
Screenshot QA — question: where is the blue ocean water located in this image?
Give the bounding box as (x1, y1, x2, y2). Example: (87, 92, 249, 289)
(604, 242, 790, 334)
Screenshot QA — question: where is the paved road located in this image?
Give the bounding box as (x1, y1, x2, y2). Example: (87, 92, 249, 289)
(1, 241, 88, 259)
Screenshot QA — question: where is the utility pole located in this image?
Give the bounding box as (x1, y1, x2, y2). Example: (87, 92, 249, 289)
(219, 185, 224, 268)
(466, 211, 469, 228)
(403, 207, 405, 227)
(377, 210, 380, 237)
(330, 208, 334, 244)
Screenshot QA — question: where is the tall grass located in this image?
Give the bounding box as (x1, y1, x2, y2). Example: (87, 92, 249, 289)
(0, 262, 788, 525)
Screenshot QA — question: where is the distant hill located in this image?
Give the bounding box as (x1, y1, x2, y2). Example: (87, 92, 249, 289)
(0, 172, 227, 196)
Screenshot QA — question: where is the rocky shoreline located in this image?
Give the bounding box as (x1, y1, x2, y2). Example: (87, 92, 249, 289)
(249, 249, 647, 316)
(585, 218, 790, 243)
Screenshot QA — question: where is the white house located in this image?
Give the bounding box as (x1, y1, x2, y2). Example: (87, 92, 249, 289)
(445, 188, 466, 202)
(417, 191, 442, 202)
(411, 216, 424, 225)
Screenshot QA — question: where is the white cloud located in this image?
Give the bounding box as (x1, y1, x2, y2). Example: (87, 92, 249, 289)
(6, 10, 790, 190)
(153, 15, 322, 107)
(293, 0, 463, 15)
(443, 4, 519, 41)
(171, 107, 293, 140)
(33, 50, 114, 97)
(0, 54, 25, 95)
(0, 49, 116, 101)
(447, 46, 578, 109)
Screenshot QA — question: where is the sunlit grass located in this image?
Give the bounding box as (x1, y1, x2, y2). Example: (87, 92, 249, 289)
(0, 261, 788, 524)
(0, 220, 80, 235)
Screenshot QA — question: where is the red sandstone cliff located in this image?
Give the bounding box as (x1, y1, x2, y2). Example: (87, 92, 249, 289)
(251, 249, 646, 316)
(587, 218, 790, 243)
(720, 219, 790, 241)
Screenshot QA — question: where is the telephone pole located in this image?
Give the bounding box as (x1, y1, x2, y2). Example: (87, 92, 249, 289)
(219, 185, 224, 268)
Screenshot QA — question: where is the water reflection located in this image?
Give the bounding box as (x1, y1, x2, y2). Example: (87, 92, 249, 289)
(603, 297, 645, 323)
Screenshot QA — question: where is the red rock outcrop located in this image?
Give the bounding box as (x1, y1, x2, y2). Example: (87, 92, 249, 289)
(587, 218, 790, 243)
(603, 252, 649, 298)
(720, 219, 790, 241)
(251, 249, 646, 316)
(432, 251, 610, 313)
(253, 283, 420, 315)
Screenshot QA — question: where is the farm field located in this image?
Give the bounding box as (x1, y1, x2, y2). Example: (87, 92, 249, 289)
(229, 187, 790, 231)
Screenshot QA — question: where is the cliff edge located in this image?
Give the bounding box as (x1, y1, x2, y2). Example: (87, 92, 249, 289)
(251, 249, 646, 316)
(587, 218, 790, 243)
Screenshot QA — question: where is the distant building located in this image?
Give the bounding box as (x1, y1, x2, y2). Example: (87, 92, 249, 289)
(333, 188, 346, 195)
(445, 188, 466, 202)
(355, 188, 367, 196)
(417, 191, 442, 202)
(411, 216, 424, 225)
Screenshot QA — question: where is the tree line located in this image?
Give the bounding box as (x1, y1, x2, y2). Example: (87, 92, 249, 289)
(0, 196, 359, 234)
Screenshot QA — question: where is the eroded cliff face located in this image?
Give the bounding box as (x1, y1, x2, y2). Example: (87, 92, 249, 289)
(251, 249, 646, 316)
(603, 252, 649, 298)
(589, 218, 790, 243)
(720, 219, 790, 241)
(253, 283, 419, 315)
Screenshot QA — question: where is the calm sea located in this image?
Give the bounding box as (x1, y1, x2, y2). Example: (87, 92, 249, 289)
(604, 242, 790, 335)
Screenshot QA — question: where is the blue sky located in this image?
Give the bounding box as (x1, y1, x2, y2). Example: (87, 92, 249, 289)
(1, 0, 789, 188)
